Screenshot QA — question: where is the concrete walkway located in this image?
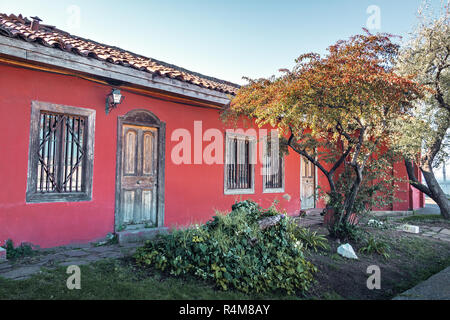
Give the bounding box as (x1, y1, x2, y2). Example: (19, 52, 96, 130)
(394, 266, 450, 300)
(414, 203, 441, 215)
(0, 242, 139, 280)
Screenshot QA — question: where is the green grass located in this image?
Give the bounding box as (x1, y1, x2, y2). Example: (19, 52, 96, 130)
(386, 237, 450, 296)
(401, 214, 448, 224)
(320, 291, 344, 300)
(0, 259, 300, 300)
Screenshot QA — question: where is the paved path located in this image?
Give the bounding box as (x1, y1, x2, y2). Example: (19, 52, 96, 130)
(394, 266, 450, 300)
(418, 225, 450, 241)
(0, 242, 139, 280)
(387, 204, 450, 242)
(294, 209, 324, 227)
(414, 203, 441, 215)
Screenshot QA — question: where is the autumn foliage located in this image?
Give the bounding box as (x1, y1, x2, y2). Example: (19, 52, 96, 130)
(226, 31, 424, 232)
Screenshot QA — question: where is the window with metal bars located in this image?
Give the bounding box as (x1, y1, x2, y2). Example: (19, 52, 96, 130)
(224, 133, 255, 194)
(263, 138, 284, 192)
(26, 101, 95, 203)
(36, 112, 86, 193)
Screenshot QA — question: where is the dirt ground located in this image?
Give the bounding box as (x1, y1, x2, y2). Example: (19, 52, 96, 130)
(303, 225, 450, 300)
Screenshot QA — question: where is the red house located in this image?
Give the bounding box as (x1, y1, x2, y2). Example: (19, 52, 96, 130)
(0, 14, 424, 248)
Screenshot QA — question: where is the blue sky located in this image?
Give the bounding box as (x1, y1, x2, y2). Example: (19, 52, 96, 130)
(0, 0, 442, 84)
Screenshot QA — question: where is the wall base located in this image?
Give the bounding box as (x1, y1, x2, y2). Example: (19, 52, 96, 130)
(116, 227, 169, 244)
(370, 210, 414, 218)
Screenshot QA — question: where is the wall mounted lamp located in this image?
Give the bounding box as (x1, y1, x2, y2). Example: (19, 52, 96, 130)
(105, 89, 124, 115)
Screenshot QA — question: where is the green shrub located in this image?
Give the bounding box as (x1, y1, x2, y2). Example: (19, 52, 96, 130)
(1, 239, 35, 260)
(135, 200, 316, 294)
(359, 237, 391, 259)
(293, 227, 330, 252)
(328, 221, 363, 242)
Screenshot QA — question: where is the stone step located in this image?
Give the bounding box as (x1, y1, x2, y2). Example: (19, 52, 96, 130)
(116, 227, 169, 244)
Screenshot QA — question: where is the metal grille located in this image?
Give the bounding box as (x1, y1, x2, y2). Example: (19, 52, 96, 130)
(226, 137, 252, 190)
(263, 152, 283, 189)
(36, 112, 86, 193)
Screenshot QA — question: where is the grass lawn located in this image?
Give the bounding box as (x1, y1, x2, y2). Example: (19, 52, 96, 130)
(1, 224, 449, 300)
(0, 258, 296, 300)
(401, 214, 450, 226)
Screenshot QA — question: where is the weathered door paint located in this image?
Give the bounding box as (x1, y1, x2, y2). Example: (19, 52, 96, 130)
(301, 156, 316, 209)
(118, 124, 158, 228)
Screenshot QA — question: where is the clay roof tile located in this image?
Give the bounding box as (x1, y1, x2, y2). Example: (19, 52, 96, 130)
(0, 13, 239, 95)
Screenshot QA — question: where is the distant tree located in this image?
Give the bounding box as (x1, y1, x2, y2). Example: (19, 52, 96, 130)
(225, 31, 423, 231)
(395, 1, 450, 219)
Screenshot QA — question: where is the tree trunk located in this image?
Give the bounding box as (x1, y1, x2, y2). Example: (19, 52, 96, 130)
(405, 159, 450, 219)
(258, 215, 283, 230)
(341, 166, 363, 223)
(421, 167, 450, 219)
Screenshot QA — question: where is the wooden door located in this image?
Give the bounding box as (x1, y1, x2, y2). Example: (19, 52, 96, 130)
(118, 124, 158, 228)
(301, 156, 316, 209)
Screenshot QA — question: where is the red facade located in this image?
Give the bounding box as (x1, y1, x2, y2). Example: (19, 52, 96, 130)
(0, 63, 425, 248)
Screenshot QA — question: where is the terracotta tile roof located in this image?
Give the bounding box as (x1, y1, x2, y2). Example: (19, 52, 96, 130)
(0, 13, 240, 95)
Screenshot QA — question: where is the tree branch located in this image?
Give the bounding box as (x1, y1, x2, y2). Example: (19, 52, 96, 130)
(287, 129, 337, 193)
(329, 144, 352, 176)
(404, 158, 432, 197)
(434, 50, 450, 111)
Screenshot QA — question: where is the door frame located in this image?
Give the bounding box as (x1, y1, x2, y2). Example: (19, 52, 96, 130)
(114, 109, 166, 231)
(300, 155, 317, 210)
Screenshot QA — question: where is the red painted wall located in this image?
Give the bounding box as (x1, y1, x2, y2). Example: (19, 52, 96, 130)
(0, 64, 302, 248)
(0, 64, 423, 248)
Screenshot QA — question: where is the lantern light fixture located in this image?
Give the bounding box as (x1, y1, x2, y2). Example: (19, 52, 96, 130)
(105, 89, 124, 115)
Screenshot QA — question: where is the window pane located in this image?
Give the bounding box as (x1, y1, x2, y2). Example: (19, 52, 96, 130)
(36, 111, 86, 193)
(226, 136, 253, 190)
(264, 139, 283, 189)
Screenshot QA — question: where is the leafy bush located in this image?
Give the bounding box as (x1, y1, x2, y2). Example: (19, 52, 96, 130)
(359, 237, 391, 259)
(292, 227, 330, 252)
(328, 221, 363, 242)
(135, 200, 316, 294)
(1, 239, 34, 260)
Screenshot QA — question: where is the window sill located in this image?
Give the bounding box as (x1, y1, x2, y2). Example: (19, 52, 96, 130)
(224, 188, 255, 196)
(262, 188, 285, 194)
(26, 192, 92, 204)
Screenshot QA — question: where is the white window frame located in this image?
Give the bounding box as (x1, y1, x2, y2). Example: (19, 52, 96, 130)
(262, 135, 285, 194)
(224, 131, 256, 195)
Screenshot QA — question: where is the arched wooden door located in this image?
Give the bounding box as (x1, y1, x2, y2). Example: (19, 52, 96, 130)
(115, 109, 165, 231)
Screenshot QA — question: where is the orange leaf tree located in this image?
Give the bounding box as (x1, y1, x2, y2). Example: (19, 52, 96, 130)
(225, 31, 423, 227)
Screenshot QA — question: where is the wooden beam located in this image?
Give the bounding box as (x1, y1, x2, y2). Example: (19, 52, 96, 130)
(0, 56, 225, 110)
